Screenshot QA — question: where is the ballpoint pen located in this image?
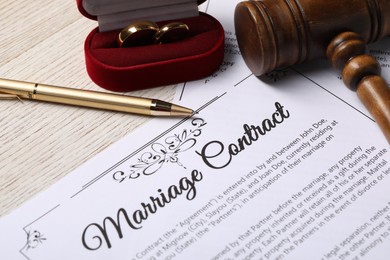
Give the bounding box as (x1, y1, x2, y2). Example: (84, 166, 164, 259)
(0, 78, 194, 117)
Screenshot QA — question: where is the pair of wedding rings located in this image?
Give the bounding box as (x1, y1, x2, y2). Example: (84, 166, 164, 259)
(117, 21, 190, 47)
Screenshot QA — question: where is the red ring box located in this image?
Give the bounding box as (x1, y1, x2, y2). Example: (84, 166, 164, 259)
(76, 0, 225, 92)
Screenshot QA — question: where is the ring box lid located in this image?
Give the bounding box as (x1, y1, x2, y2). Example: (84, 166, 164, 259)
(77, 0, 207, 32)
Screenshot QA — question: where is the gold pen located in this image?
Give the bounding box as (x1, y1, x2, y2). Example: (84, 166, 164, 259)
(0, 78, 194, 117)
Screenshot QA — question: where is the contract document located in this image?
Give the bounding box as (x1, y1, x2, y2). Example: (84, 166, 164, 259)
(1, 0, 390, 259)
(1, 58, 389, 259)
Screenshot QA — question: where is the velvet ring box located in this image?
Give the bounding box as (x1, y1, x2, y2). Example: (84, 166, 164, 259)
(76, 0, 225, 92)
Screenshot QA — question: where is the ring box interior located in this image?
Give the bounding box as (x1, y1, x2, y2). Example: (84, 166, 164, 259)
(76, 0, 225, 92)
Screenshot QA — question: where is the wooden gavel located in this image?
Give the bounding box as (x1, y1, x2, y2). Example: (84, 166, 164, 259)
(234, 0, 390, 142)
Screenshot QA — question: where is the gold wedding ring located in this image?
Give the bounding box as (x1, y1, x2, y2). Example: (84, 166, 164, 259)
(118, 21, 190, 47)
(155, 22, 190, 44)
(117, 21, 159, 47)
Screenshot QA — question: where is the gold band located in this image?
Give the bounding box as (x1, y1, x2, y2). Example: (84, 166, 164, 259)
(155, 22, 190, 44)
(117, 21, 159, 47)
(118, 21, 190, 47)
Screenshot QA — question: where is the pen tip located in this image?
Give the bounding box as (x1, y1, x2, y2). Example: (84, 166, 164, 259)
(170, 104, 195, 117)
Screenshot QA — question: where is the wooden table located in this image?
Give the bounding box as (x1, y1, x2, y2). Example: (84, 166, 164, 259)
(0, 0, 176, 217)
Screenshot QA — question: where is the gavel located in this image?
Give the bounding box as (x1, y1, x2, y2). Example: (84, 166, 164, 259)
(234, 0, 390, 142)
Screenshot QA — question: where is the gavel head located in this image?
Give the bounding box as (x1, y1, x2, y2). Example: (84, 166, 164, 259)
(234, 0, 390, 76)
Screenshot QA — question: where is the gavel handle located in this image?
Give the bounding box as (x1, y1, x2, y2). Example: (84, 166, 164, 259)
(327, 32, 390, 143)
(357, 76, 390, 141)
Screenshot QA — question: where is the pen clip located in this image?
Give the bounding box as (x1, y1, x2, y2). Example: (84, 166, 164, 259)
(0, 93, 24, 103)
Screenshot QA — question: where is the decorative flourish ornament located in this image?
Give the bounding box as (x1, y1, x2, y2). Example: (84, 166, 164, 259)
(113, 118, 206, 183)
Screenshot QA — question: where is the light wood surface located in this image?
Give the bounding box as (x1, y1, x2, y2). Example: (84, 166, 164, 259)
(0, 0, 176, 217)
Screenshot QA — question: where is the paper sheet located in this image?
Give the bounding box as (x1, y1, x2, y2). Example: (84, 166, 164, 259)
(1, 62, 389, 259)
(1, 0, 390, 259)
